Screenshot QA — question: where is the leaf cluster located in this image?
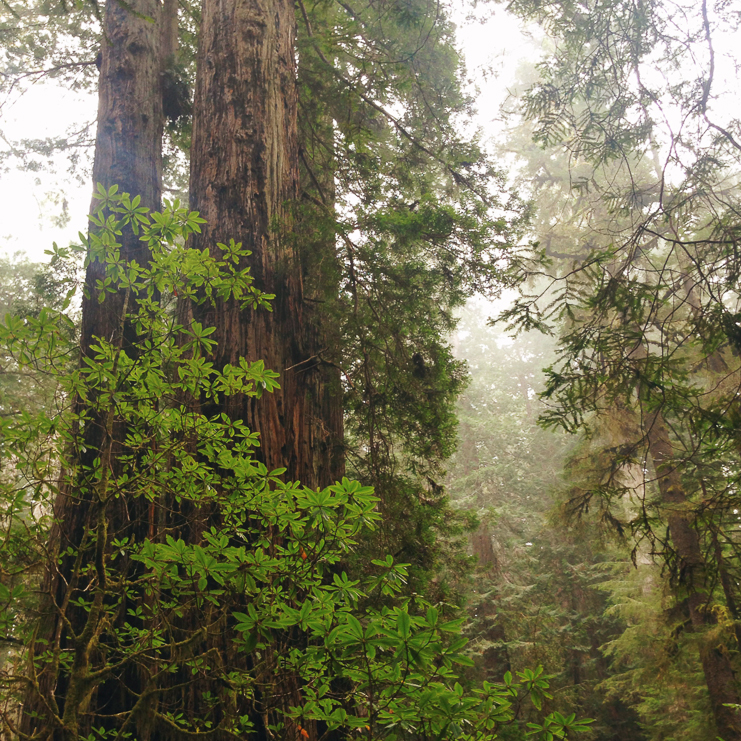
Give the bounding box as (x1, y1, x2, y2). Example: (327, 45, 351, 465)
(0, 190, 586, 741)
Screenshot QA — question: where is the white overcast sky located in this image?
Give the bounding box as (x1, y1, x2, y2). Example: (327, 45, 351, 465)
(0, 4, 534, 263)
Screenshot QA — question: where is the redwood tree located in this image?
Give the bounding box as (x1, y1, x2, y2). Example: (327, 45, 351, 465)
(185, 0, 327, 489)
(20, 0, 166, 734)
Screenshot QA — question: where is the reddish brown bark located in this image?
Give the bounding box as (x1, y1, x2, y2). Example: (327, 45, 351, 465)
(300, 307, 346, 486)
(180, 1, 343, 736)
(646, 410, 741, 740)
(20, 1, 165, 737)
(187, 0, 331, 488)
(82, 0, 164, 353)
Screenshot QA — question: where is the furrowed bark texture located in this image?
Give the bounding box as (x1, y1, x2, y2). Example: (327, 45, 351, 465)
(302, 309, 345, 487)
(21, 1, 164, 737)
(647, 410, 741, 741)
(188, 0, 320, 486)
(83, 0, 164, 354)
(183, 3, 318, 738)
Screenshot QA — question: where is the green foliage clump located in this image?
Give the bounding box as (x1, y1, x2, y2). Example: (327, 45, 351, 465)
(0, 189, 588, 741)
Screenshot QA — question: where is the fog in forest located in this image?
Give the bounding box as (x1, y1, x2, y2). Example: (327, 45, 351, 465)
(1, 0, 741, 737)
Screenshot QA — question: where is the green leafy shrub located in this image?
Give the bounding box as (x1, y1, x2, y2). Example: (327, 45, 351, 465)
(0, 188, 588, 741)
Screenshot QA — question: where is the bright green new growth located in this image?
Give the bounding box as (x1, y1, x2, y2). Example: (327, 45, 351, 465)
(0, 188, 589, 740)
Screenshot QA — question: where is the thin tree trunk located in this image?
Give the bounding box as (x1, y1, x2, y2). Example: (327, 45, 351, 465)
(298, 48, 345, 487)
(646, 409, 741, 740)
(470, 524, 511, 677)
(711, 527, 741, 652)
(160, 0, 179, 66)
(21, 1, 164, 736)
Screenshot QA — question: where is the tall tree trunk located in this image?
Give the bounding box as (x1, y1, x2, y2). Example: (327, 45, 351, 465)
(21, 1, 164, 736)
(83, 0, 164, 353)
(300, 285, 346, 487)
(187, 0, 310, 485)
(182, 1, 342, 736)
(160, 0, 179, 67)
(646, 409, 741, 740)
(711, 527, 741, 652)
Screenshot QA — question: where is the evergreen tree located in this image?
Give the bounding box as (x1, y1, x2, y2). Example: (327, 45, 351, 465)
(496, 3, 741, 733)
(1, 0, 526, 596)
(294, 0, 527, 593)
(0, 189, 590, 741)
